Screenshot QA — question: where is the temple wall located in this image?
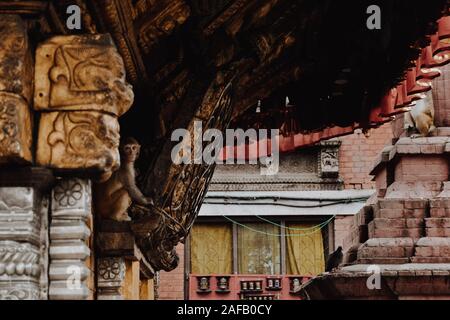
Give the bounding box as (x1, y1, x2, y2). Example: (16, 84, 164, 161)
(158, 244, 185, 300)
(339, 124, 393, 189)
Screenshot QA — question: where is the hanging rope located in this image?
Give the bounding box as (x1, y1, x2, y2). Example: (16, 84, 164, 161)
(222, 215, 334, 237)
(254, 214, 335, 231)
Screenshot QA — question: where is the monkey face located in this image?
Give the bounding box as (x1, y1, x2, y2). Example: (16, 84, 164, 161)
(121, 143, 140, 162)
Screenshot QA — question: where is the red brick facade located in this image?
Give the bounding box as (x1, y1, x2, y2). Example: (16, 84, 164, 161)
(339, 124, 393, 189)
(158, 125, 394, 299)
(157, 244, 185, 300)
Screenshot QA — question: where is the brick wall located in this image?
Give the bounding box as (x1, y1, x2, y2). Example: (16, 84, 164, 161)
(157, 243, 185, 300)
(339, 124, 393, 189)
(334, 215, 354, 250)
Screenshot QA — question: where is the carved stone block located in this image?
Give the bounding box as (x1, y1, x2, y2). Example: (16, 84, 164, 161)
(36, 111, 120, 180)
(0, 241, 41, 300)
(0, 187, 40, 245)
(0, 15, 32, 102)
(49, 178, 92, 300)
(0, 14, 33, 165)
(0, 93, 32, 164)
(34, 34, 133, 117)
(97, 257, 126, 300)
(319, 140, 341, 178)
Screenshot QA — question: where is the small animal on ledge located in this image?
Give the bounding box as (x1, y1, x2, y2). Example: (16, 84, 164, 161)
(404, 91, 436, 138)
(325, 246, 343, 272)
(94, 137, 153, 222)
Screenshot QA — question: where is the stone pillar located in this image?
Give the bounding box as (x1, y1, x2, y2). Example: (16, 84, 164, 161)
(0, 168, 54, 300)
(48, 178, 91, 300)
(0, 15, 54, 300)
(97, 257, 126, 300)
(31, 34, 134, 299)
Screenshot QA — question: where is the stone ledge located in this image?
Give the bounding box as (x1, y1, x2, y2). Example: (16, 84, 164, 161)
(299, 264, 450, 299)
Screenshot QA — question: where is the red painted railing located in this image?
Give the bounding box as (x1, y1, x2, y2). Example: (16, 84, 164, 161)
(188, 274, 312, 300)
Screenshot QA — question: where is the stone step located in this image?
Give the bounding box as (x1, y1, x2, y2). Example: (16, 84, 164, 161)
(425, 218, 450, 228)
(410, 257, 450, 263)
(426, 228, 450, 237)
(368, 222, 423, 238)
(370, 218, 424, 229)
(358, 246, 414, 258)
(373, 208, 426, 219)
(356, 257, 410, 264)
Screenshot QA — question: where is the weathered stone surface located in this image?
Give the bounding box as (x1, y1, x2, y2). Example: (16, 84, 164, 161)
(365, 237, 414, 247)
(0, 14, 33, 165)
(0, 282, 40, 300)
(0, 15, 32, 102)
(34, 34, 133, 116)
(97, 257, 126, 300)
(370, 218, 424, 229)
(368, 221, 423, 238)
(426, 228, 450, 237)
(0, 241, 40, 277)
(49, 178, 92, 300)
(385, 181, 443, 199)
(0, 93, 32, 164)
(48, 281, 89, 300)
(36, 111, 120, 180)
(0, 187, 40, 245)
(425, 218, 450, 228)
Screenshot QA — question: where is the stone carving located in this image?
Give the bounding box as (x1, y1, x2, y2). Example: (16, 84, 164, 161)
(0, 94, 32, 164)
(94, 137, 151, 221)
(34, 34, 133, 116)
(0, 15, 32, 164)
(318, 141, 340, 178)
(97, 257, 126, 300)
(49, 178, 91, 300)
(37, 111, 120, 181)
(0, 15, 32, 102)
(0, 183, 50, 300)
(0, 187, 39, 245)
(0, 287, 40, 300)
(34, 34, 133, 180)
(0, 241, 40, 277)
(98, 257, 125, 281)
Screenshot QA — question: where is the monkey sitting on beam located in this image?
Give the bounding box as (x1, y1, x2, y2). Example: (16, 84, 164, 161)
(94, 137, 152, 222)
(404, 91, 436, 138)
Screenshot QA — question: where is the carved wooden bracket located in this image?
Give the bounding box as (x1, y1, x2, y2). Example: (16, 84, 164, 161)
(132, 67, 238, 271)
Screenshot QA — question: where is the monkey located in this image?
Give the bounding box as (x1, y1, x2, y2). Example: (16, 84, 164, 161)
(404, 91, 436, 137)
(94, 137, 152, 222)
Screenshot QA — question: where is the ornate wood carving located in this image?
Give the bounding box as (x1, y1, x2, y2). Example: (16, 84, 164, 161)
(137, 0, 190, 55)
(133, 68, 236, 271)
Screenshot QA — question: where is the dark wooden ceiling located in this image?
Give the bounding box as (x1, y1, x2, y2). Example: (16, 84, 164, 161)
(2, 0, 449, 145)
